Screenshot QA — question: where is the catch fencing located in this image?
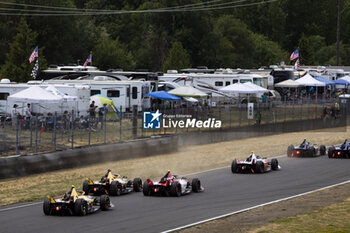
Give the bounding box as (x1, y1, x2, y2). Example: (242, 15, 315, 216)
(0, 99, 345, 157)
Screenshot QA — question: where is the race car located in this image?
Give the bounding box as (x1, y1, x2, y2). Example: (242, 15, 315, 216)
(327, 145, 350, 158)
(83, 169, 142, 196)
(43, 185, 113, 216)
(142, 171, 204, 197)
(231, 153, 280, 173)
(287, 140, 326, 157)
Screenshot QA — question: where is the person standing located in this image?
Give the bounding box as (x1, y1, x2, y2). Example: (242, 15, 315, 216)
(25, 103, 32, 130)
(12, 104, 20, 129)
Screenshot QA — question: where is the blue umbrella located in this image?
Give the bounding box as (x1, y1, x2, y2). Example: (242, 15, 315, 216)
(333, 79, 350, 85)
(146, 91, 181, 101)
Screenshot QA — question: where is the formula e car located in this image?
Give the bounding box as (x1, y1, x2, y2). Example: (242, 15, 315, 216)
(231, 156, 279, 173)
(142, 172, 204, 197)
(287, 143, 326, 157)
(43, 185, 113, 216)
(83, 169, 142, 196)
(327, 146, 350, 158)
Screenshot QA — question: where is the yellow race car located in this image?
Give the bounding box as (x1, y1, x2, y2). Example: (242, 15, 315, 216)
(43, 185, 113, 216)
(83, 169, 142, 196)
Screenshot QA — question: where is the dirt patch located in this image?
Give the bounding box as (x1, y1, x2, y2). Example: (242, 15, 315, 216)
(0, 126, 349, 206)
(179, 182, 350, 233)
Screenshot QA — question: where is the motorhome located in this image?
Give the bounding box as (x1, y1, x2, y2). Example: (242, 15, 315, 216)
(0, 80, 90, 116)
(31, 79, 152, 112)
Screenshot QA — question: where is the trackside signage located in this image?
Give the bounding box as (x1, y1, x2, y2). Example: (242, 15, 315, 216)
(143, 110, 221, 129)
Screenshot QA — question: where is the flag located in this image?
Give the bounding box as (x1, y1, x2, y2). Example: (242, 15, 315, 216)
(29, 46, 38, 63)
(294, 59, 300, 69)
(290, 49, 299, 61)
(83, 54, 92, 67)
(31, 58, 39, 78)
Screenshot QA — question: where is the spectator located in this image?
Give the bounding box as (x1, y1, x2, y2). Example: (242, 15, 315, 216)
(25, 103, 32, 129)
(11, 104, 19, 129)
(89, 101, 97, 120)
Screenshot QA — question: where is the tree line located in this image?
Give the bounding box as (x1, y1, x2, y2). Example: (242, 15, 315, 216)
(0, 0, 350, 83)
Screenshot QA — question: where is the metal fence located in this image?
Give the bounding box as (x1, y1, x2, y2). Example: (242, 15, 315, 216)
(0, 99, 345, 157)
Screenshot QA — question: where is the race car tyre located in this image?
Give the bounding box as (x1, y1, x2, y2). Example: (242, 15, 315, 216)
(255, 161, 264, 173)
(82, 180, 90, 195)
(320, 145, 326, 155)
(110, 181, 121, 196)
(328, 147, 334, 158)
(74, 199, 87, 216)
(231, 160, 238, 173)
(43, 197, 51, 215)
(143, 181, 151, 196)
(100, 195, 110, 211)
(271, 159, 278, 171)
(287, 145, 294, 157)
(133, 178, 142, 192)
(192, 178, 200, 192)
(170, 182, 181, 197)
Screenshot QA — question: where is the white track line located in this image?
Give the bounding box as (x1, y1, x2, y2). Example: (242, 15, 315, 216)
(161, 179, 350, 233)
(0, 155, 287, 212)
(0, 202, 41, 212)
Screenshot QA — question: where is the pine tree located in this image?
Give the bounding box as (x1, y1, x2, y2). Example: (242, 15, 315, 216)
(0, 18, 46, 82)
(162, 41, 191, 72)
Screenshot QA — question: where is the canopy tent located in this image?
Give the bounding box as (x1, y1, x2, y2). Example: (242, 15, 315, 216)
(7, 86, 63, 103)
(295, 73, 325, 87)
(313, 77, 335, 85)
(334, 78, 350, 85)
(183, 97, 199, 103)
(340, 76, 350, 83)
(274, 79, 304, 88)
(244, 82, 268, 93)
(146, 91, 181, 101)
(219, 83, 261, 93)
(90, 94, 120, 118)
(45, 85, 78, 102)
(168, 86, 208, 97)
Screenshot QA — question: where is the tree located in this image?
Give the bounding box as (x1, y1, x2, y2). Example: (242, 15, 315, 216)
(298, 34, 315, 65)
(0, 18, 47, 82)
(93, 37, 135, 70)
(162, 41, 191, 72)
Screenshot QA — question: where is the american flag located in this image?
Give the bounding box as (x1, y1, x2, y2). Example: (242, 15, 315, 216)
(83, 54, 92, 67)
(29, 46, 38, 63)
(31, 58, 39, 78)
(294, 59, 300, 69)
(290, 49, 299, 61)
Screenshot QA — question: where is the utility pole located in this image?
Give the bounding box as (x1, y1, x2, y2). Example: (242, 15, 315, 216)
(337, 0, 342, 66)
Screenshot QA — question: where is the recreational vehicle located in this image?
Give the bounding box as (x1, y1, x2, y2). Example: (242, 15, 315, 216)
(33, 79, 152, 112)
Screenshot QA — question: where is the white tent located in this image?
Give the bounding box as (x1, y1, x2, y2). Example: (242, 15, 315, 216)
(275, 79, 304, 88)
(168, 86, 208, 97)
(7, 86, 63, 103)
(219, 83, 260, 93)
(295, 73, 325, 87)
(45, 85, 78, 102)
(244, 82, 269, 93)
(340, 75, 350, 82)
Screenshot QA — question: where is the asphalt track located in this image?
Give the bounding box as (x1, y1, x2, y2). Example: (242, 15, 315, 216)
(0, 155, 349, 233)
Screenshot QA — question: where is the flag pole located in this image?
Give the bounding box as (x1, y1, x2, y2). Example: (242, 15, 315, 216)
(90, 51, 92, 66)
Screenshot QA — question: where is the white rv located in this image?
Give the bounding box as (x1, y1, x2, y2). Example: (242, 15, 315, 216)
(32, 79, 152, 112)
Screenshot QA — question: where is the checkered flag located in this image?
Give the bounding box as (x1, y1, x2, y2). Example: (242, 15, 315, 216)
(31, 58, 39, 78)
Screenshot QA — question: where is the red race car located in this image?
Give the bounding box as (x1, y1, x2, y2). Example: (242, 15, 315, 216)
(142, 171, 204, 197)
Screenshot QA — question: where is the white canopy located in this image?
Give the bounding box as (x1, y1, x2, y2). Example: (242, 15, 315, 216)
(340, 75, 350, 82)
(219, 83, 261, 94)
(275, 79, 304, 88)
(7, 86, 63, 103)
(295, 73, 325, 87)
(244, 82, 268, 93)
(168, 86, 208, 97)
(45, 85, 78, 102)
